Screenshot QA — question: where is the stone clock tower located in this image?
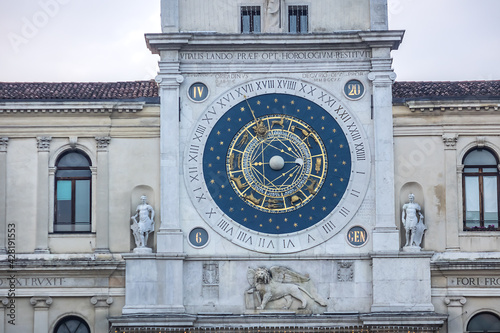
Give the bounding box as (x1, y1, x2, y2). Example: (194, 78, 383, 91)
(111, 0, 446, 331)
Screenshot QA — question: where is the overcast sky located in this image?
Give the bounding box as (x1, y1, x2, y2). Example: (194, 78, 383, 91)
(0, 0, 498, 83)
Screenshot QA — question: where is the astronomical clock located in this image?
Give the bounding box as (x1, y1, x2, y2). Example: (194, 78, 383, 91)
(184, 78, 370, 253)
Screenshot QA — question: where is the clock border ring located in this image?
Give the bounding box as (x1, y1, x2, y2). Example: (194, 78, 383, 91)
(183, 78, 371, 254)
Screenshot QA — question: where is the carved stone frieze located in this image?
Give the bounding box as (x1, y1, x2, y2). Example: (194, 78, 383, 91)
(442, 134, 458, 149)
(246, 266, 327, 313)
(202, 262, 219, 285)
(36, 136, 52, 152)
(0, 137, 8, 152)
(337, 261, 354, 282)
(95, 136, 111, 151)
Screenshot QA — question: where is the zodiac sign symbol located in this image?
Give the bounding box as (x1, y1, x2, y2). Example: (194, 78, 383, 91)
(306, 178, 318, 194)
(237, 132, 249, 147)
(315, 158, 322, 174)
(244, 192, 262, 205)
(289, 195, 303, 206)
(271, 115, 285, 129)
(230, 175, 248, 191)
(266, 198, 282, 209)
(228, 153, 235, 171)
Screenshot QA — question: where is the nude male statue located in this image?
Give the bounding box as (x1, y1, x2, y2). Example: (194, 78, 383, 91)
(131, 195, 155, 248)
(401, 193, 426, 247)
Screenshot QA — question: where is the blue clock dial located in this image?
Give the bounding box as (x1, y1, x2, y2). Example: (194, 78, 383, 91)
(203, 93, 351, 234)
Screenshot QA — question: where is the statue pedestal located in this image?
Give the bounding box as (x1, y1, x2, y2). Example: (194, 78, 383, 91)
(133, 247, 152, 254)
(371, 251, 435, 312)
(121, 253, 186, 315)
(402, 245, 422, 253)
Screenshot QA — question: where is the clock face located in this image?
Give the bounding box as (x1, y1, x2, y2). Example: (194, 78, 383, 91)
(184, 78, 370, 253)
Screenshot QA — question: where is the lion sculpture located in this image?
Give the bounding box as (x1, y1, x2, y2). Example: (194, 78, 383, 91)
(247, 266, 327, 310)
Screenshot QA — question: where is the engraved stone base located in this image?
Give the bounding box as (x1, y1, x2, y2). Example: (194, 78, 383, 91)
(133, 247, 153, 254)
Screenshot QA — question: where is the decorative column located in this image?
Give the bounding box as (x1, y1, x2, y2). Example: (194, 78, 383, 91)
(91, 295, 113, 332)
(30, 296, 52, 333)
(35, 137, 52, 254)
(94, 137, 111, 253)
(442, 133, 460, 251)
(0, 138, 8, 254)
(444, 296, 466, 332)
(368, 70, 399, 251)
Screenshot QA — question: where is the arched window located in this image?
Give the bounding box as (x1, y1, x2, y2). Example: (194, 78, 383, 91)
(467, 312, 500, 332)
(463, 148, 500, 231)
(54, 315, 91, 333)
(54, 151, 91, 233)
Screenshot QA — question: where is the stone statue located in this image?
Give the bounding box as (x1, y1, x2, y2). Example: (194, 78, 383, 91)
(264, 0, 281, 33)
(246, 266, 327, 312)
(130, 195, 155, 249)
(402, 193, 426, 248)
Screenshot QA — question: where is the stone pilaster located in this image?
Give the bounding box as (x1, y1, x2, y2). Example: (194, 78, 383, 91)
(368, 71, 399, 251)
(35, 136, 52, 254)
(91, 295, 113, 333)
(0, 138, 8, 254)
(442, 133, 460, 251)
(1, 298, 9, 331)
(444, 296, 466, 333)
(30, 296, 52, 333)
(156, 74, 184, 253)
(95, 136, 111, 253)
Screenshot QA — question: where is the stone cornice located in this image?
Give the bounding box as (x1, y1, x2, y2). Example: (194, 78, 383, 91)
(405, 99, 500, 113)
(0, 101, 147, 114)
(146, 30, 404, 53)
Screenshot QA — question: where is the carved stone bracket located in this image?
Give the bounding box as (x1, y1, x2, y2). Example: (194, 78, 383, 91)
(476, 136, 486, 148)
(30, 296, 53, 309)
(95, 136, 111, 151)
(367, 71, 397, 85)
(442, 134, 458, 149)
(337, 261, 354, 282)
(156, 74, 184, 88)
(36, 136, 52, 152)
(0, 137, 8, 152)
(444, 296, 466, 307)
(90, 295, 113, 308)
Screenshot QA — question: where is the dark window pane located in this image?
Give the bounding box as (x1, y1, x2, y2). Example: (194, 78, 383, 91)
(467, 312, 500, 331)
(464, 149, 497, 165)
(57, 152, 90, 167)
(56, 169, 91, 177)
(75, 180, 90, 223)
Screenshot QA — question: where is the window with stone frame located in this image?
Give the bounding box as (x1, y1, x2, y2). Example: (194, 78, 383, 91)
(462, 148, 500, 231)
(288, 5, 308, 33)
(241, 6, 261, 33)
(54, 150, 92, 233)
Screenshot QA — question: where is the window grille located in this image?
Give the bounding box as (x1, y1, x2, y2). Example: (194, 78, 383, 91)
(289, 5, 308, 33)
(241, 6, 261, 33)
